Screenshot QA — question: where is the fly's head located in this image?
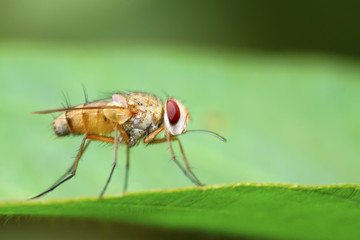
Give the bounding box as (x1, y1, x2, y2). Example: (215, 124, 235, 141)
(164, 98, 189, 135)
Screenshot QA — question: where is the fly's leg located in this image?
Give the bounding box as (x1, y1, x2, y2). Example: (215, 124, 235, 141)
(30, 135, 90, 200)
(31, 135, 116, 200)
(118, 125, 131, 194)
(169, 136, 203, 186)
(99, 124, 120, 198)
(123, 146, 130, 194)
(144, 126, 165, 144)
(146, 132, 203, 186)
(48, 141, 91, 189)
(164, 134, 203, 186)
(98, 124, 131, 198)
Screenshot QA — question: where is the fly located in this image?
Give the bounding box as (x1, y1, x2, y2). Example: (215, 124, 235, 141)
(31, 92, 226, 199)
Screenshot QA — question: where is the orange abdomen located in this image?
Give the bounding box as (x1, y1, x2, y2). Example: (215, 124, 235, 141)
(53, 101, 116, 136)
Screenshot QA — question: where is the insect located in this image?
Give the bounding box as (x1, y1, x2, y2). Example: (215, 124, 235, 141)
(31, 92, 226, 199)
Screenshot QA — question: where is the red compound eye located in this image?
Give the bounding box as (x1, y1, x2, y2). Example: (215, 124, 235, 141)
(166, 99, 180, 124)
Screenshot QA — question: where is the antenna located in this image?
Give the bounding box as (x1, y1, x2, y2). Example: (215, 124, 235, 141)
(180, 130, 227, 142)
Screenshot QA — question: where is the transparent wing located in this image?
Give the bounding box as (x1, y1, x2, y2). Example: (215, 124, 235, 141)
(32, 105, 128, 114)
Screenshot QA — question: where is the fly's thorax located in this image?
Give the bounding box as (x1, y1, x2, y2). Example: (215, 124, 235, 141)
(126, 92, 163, 129)
(123, 92, 163, 145)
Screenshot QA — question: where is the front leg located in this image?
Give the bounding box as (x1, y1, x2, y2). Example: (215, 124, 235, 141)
(146, 131, 203, 186)
(143, 126, 165, 144)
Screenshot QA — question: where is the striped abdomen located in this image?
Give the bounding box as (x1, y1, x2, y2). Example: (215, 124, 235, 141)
(53, 101, 117, 136)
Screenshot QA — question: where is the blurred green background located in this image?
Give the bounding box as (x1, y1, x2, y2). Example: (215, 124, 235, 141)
(1, 0, 360, 201)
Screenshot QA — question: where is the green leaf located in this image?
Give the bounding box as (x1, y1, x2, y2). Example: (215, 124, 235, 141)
(1, 183, 360, 239)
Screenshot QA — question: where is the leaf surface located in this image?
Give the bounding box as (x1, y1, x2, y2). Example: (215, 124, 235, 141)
(1, 183, 360, 239)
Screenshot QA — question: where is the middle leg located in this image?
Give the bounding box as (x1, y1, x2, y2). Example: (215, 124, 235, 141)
(93, 124, 131, 197)
(123, 145, 130, 194)
(99, 123, 120, 198)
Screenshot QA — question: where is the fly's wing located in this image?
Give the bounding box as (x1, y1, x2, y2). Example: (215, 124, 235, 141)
(32, 94, 129, 114)
(103, 94, 132, 124)
(33, 94, 134, 126)
(32, 105, 127, 114)
(33, 97, 133, 124)
(65, 101, 132, 134)
(103, 104, 132, 124)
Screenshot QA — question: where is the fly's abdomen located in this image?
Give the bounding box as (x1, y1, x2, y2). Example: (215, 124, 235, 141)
(53, 101, 116, 136)
(53, 116, 71, 136)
